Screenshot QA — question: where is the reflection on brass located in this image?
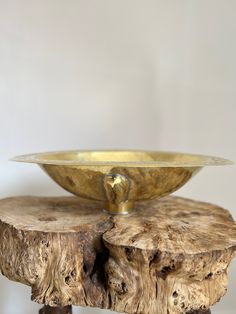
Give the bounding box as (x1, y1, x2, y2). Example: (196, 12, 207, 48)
(11, 151, 233, 214)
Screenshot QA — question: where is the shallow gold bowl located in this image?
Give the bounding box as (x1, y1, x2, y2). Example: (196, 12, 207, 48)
(11, 151, 232, 214)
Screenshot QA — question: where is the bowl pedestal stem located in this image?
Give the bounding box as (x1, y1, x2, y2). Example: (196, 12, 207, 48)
(104, 200, 134, 214)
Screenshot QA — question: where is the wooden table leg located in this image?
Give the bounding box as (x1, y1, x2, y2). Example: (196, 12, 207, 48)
(187, 310, 211, 314)
(38, 306, 210, 314)
(38, 305, 210, 314)
(39, 305, 72, 314)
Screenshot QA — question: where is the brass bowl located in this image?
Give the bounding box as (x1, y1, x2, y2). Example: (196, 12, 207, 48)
(11, 151, 232, 214)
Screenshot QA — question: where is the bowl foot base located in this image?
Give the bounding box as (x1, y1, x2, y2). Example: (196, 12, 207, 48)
(104, 200, 134, 215)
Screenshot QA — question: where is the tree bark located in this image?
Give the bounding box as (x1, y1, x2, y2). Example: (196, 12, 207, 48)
(0, 196, 235, 314)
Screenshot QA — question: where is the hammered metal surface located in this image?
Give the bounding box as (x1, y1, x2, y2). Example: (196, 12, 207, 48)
(12, 151, 232, 213)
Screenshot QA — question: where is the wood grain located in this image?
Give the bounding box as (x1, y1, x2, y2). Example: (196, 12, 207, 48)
(0, 196, 235, 314)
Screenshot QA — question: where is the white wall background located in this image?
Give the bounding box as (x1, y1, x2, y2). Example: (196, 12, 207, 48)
(0, 0, 235, 313)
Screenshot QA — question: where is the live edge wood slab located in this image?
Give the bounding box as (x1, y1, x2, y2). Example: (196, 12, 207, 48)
(0, 196, 235, 314)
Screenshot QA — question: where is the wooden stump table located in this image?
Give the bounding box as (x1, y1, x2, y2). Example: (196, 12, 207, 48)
(0, 196, 235, 314)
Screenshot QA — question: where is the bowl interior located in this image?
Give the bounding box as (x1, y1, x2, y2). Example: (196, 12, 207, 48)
(11, 150, 233, 167)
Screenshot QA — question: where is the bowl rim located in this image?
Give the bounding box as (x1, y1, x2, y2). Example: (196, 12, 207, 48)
(10, 150, 234, 168)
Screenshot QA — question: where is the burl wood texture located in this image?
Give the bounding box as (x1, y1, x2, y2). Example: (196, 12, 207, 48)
(0, 196, 235, 314)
